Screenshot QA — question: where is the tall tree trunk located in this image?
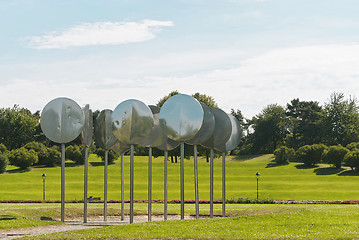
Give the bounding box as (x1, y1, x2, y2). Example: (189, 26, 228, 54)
(170, 155, 174, 163)
(175, 155, 178, 163)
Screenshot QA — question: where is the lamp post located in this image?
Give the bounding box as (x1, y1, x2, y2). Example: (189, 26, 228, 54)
(256, 172, 260, 200)
(42, 174, 46, 201)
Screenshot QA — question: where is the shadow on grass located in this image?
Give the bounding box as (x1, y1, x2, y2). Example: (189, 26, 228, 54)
(232, 155, 263, 162)
(295, 164, 317, 169)
(266, 160, 289, 168)
(6, 168, 29, 174)
(338, 170, 359, 176)
(313, 167, 344, 175)
(90, 162, 104, 166)
(0, 215, 17, 221)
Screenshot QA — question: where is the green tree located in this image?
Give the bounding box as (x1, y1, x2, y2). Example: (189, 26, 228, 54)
(65, 145, 85, 165)
(9, 147, 38, 170)
(273, 146, 295, 165)
(344, 151, 359, 171)
(94, 148, 120, 164)
(0, 154, 8, 174)
(249, 104, 288, 153)
(285, 98, 323, 149)
(321, 93, 359, 146)
(296, 144, 326, 166)
(322, 145, 349, 168)
(0, 105, 39, 150)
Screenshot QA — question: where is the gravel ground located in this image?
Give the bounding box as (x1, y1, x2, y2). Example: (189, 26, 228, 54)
(0, 214, 199, 239)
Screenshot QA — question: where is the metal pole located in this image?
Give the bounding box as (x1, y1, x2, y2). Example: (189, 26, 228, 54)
(222, 152, 226, 217)
(104, 149, 108, 222)
(148, 147, 152, 222)
(180, 142, 184, 220)
(43, 177, 45, 201)
(130, 144, 134, 223)
(257, 178, 259, 200)
(121, 153, 125, 221)
(84, 147, 88, 223)
(210, 148, 214, 218)
(194, 144, 199, 219)
(164, 150, 168, 221)
(61, 143, 65, 222)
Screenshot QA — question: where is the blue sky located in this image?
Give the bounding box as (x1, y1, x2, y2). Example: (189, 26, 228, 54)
(1, 0, 359, 117)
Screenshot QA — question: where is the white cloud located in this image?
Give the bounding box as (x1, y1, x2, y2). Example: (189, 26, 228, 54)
(26, 20, 174, 49)
(1, 43, 359, 119)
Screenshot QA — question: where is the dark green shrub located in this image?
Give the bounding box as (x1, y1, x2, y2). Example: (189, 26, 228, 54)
(344, 151, 359, 171)
(322, 145, 349, 168)
(43, 147, 61, 167)
(346, 142, 359, 151)
(0, 154, 8, 173)
(65, 145, 84, 165)
(10, 147, 38, 170)
(0, 143, 7, 153)
(24, 141, 48, 165)
(94, 148, 119, 164)
(273, 146, 295, 165)
(296, 144, 327, 166)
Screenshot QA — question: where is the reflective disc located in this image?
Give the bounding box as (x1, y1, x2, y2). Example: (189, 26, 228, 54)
(112, 99, 154, 145)
(40, 97, 85, 143)
(186, 102, 215, 145)
(202, 107, 232, 149)
(110, 140, 131, 154)
(81, 104, 93, 147)
(94, 109, 117, 149)
(140, 105, 166, 148)
(159, 94, 204, 142)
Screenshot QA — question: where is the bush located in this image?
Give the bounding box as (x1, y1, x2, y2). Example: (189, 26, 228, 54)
(296, 144, 327, 166)
(24, 141, 48, 165)
(0, 154, 8, 173)
(9, 147, 38, 170)
(273, 146, 295, 165)
(94, 148, 119, 164)
(322, 145, 349, 168)
(65, 145, 84, 165)
(0, 143, 7, 153)
(43, 147, 61, 167)
(344, 151, 359, 171)
(346, 142, 359, 151)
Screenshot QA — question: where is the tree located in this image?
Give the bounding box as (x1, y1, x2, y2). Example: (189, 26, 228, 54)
(65, 145, 85, 165)
(322, 145, 349, 168)
(321, 93, 359, 146)
(0, 154, 8, 174)
(94, 148, 120, 164)
(249, 104, 288, 153)
(285, 98, 323, 149)
(273, 146, 295, 165)
(0, 105, 39, 150)
(296, 144, 326, 166)
(9, 147, 38, 170)
(344, 151, 359, 171)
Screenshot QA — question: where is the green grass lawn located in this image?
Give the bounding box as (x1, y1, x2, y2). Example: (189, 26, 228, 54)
(1, 154, 359, 201)
(13, 203, 358, 240)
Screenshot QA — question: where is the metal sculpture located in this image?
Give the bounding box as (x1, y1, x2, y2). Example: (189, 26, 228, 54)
(159, 94, 204, 220)
(94, 109, 117, 221)
(40, 97, 85, 222)
(186, 103, 215, 218)
(112, 99, 154, 223)
(140, 105, 165, 221)
(80, 104, 93, 223)
(215, 114, 242, 217)
(202, 107, 232, 218)
(110, 141, 130, 221)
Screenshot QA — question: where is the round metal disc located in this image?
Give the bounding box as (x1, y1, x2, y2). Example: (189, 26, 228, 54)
(81, 104, 93, 147)
(159, 94, 204, 142)
(40, 97, 85, 144)
(112, 99, 154, 145)
(156, 137, 180, 151)
(140, 105, 166, 148)
(201, 107, 232, 149)
(223, 114, 243, 151)
(94, 109, 117, 149)
(110, 140, 131, 154)
(186, 102, 215, 145)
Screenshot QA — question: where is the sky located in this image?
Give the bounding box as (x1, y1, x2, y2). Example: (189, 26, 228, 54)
(1, 0, 359, 118)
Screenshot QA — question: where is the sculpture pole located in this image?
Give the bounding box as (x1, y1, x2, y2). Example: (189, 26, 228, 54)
(61, 143, 65, 222)
(148, 147, 152, 221)
(121, 153, 125, 221)
(130, 145, 134, 223)
(84, 147, 88, 223)
(194, 144, 199, 219)
(164, 150, 168, 220)
(222, 152, 226, 217)
(210, 148, 214, 218)
(180, 142, 185, 220)
(104, 150, 108, 221)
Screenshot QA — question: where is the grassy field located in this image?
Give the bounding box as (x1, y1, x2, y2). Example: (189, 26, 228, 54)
(1, 154, 359, 201)
(4, 203, 355, 239)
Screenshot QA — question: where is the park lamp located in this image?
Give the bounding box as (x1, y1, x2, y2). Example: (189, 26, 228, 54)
(256, 172, 260, 178)
(42, 173, 46, 180)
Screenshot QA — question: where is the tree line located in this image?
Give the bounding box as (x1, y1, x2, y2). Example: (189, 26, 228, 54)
(1, 91, 359, 173)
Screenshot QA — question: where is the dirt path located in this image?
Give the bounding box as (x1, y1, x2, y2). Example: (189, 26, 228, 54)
(0, 215, 198, 239)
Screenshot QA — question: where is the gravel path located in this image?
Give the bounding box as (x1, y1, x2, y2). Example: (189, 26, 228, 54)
(0, 214, 198, 239)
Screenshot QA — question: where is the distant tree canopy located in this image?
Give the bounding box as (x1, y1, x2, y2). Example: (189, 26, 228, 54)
(0, 105, 39, 150)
